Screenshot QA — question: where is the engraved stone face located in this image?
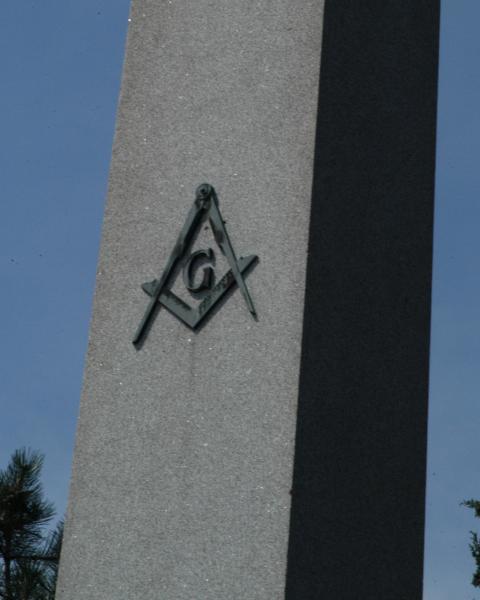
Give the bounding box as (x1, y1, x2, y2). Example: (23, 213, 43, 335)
(133, 184, 258, 346)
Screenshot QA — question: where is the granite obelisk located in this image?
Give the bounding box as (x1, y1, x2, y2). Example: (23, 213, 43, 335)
(56, 2, 440, 598)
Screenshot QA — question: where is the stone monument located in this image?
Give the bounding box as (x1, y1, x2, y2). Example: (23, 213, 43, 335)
(56, 1, 441, 598)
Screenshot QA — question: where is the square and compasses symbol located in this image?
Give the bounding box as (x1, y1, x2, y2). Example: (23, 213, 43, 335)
(132, 184, 258, 347)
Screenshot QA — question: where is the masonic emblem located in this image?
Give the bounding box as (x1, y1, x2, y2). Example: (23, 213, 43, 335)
(132, 184, 258, 346)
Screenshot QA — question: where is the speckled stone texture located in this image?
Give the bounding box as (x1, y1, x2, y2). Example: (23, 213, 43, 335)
(56, 1, 325, 598)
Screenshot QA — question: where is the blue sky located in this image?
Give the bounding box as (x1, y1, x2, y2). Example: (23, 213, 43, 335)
(0, 0, 130, 519)
(423, 1, 480, 597)
(0, 1, 479, 597)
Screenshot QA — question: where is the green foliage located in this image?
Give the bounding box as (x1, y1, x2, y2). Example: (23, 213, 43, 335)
(0, 449, 63, 600)
(462, 499, 480, 589)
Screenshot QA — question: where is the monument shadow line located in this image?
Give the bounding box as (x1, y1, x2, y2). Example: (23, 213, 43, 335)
(285, 1, 440, 598)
